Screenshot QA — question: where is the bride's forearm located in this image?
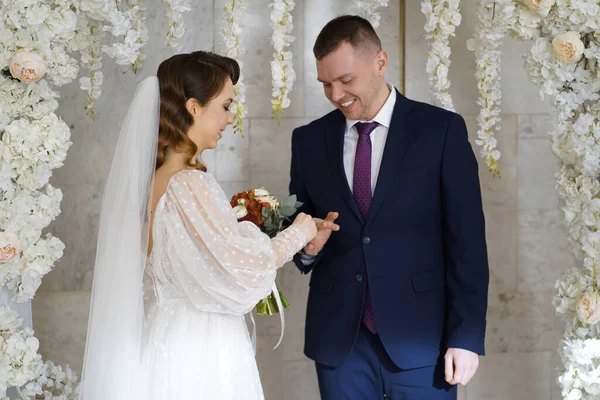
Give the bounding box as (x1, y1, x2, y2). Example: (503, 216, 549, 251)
(270, 225, 311, 268)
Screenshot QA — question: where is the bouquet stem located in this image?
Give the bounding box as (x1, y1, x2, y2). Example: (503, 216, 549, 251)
(256, 288, 290, 315)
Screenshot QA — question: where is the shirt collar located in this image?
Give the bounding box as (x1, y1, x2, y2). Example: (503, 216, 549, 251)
(346, 82, 397, 134)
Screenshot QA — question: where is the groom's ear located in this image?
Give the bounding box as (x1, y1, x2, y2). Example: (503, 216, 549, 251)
(375, 50, 388, 76)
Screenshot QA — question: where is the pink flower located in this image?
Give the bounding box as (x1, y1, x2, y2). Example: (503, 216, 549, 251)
(576, 291, 600, 325)
(0, 231, 20, 264)
(256, 195, 277, 208)
(523, 0, 555, 11)
(9, 51, 47, 83)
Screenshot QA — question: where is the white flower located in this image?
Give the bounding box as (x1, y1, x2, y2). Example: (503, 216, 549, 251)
(0, 307, 22, 331)
(510, 6, 542, 40)
(565, 388, 583, 400)
(44, 7, 78, 40)
(0, 77, 60, 122)
(222, 0, 247, 135)
(3, 114, 72, 191)
(352, 0, 389, 28)
(550, 1, 600, 33)
(93, 0, 149, 84)
(46, 46, 79, 86)
(163, 0, 192, 49)
(19, 360, 79, 399)
(26, 3, 51, 25)
(470, 0, 514, 176)
(421, 0, 462, 111)
(0, 186, 63, 237)
(254, 188, 270, 197)
(9, 51, 47, 83)
(552, 31, 585, 63)
(16, 234, 65, 302)
(269, 0, 296, 121)
(232, 205, 248, 219)
(0, 327, 43, 393)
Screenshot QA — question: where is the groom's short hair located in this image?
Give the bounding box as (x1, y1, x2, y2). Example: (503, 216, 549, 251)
(313, 15, 382, 60)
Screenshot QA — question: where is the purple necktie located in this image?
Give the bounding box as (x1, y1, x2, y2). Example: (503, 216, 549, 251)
(353, 121, 379, 334)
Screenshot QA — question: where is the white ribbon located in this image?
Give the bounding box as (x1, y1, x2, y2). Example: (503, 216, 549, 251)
(250, 310, 257, 355)
(272, 281, 285, 349)
(247, 282, 286, 354)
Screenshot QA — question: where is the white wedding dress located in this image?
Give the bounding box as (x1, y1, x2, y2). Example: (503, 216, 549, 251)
(140, 169, 311, 399)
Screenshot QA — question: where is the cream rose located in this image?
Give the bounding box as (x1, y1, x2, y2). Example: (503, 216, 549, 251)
(232, 205, 248, 218)
(576, 291, 600, 325)
(0, 231, 20, 263)
(9, 51, 47, 83)
(523, 0, 555, 13)
(254, 188, 270, 197)
(552, 31, 585, 63)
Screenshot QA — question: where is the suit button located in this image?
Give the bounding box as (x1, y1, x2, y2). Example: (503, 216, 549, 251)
(356, 274, 363, 282)
(362, 236, 371, 245)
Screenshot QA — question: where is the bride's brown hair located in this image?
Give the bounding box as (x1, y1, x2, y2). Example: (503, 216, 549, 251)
(156, 51, 240, 171)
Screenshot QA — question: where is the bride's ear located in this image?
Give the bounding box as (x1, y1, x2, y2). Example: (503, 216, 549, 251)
(185, 98, 201, 117)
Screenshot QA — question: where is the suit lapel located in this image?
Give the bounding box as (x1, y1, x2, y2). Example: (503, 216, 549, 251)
(366, 91, 417, 227)
(325, 111, 363, 223)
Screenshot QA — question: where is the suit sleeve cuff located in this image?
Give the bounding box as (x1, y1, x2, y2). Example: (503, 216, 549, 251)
(299, 249, 318, 264)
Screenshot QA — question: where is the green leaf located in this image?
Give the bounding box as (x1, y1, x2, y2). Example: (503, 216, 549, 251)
(282, 195, 297, 207)
(279, 205, 296, 217)
(280, 195, 303, 211)
(264, 219, 276, 231)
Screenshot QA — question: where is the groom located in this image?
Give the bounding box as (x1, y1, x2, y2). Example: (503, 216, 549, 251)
(289, 15, 489, 399)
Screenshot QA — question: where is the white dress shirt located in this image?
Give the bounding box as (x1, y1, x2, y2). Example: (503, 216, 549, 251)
(343, 83, 397, 195)
(300, 83, 397, 262)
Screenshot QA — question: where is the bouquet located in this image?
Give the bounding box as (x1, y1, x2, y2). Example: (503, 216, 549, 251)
(230, 187, 302, 315)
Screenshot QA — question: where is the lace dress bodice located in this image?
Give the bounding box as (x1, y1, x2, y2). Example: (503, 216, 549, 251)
(146, 169, 312, 315)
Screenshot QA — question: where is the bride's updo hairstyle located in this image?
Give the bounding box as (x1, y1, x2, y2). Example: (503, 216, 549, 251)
(156, 51, 240, 171)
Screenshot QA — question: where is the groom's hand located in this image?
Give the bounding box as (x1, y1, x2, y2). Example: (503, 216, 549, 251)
(303, 212, 339, 255)
(445, 348, 479, 386)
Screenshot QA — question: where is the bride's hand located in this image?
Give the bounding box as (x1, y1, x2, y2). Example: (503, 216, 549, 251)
(292, 212, 317, 240)
(303, 212, 339, 255)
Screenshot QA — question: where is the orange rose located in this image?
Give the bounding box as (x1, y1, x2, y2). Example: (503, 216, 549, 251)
(230, 190, 252, 207)
(231, 190, 266, 226)
(244, 199, 265, 225)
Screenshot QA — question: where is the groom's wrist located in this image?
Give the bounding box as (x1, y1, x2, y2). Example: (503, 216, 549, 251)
(300, 247, 320, 257)
(298, 249, 318, 265)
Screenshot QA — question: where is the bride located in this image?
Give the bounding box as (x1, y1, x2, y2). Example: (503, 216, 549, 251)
(79, 51, 330, 399)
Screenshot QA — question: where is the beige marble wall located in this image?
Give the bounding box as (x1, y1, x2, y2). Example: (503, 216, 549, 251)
(32, 1, 570, 399)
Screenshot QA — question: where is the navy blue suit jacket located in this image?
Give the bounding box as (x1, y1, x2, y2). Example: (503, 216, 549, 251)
(289, 90, 489, 370)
